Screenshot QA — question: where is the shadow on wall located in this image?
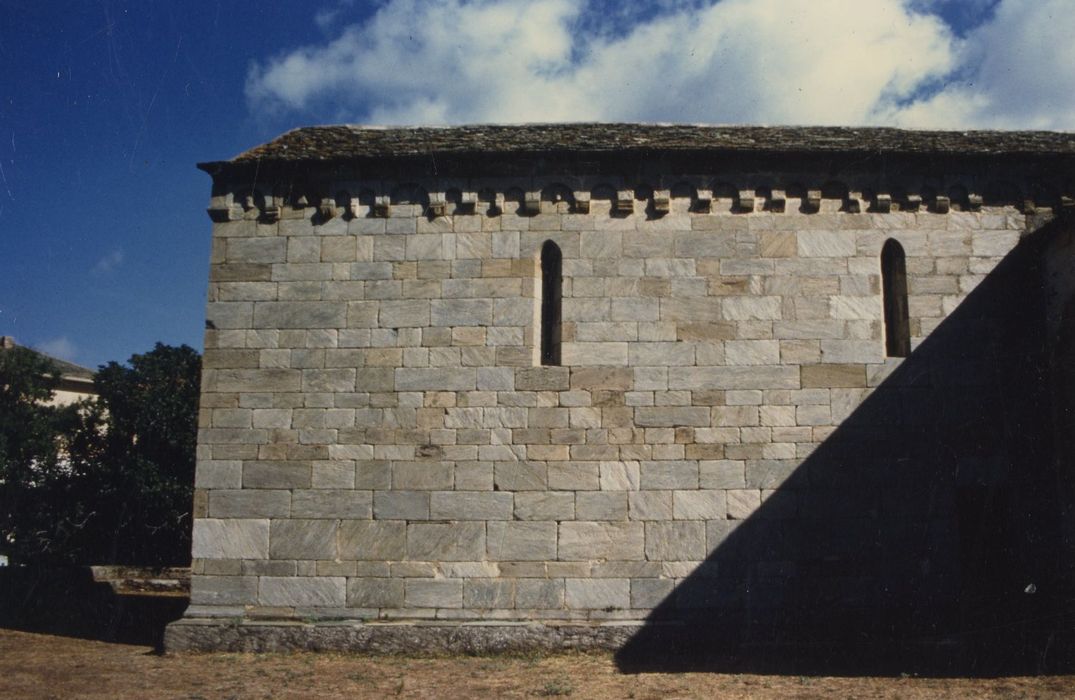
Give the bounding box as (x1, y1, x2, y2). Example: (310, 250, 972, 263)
(617, 225, 1075, 676)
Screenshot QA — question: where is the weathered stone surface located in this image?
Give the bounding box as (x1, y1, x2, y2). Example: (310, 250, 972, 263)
(406, 579, 463, 608)
(291, 490, 372, 519)
(347, 578, 405, 608)
(487, 522, 557, 561)
(210, 490, 290, 518)
(407, 522, 486, 561)
(645, 521, 706, 561)
(565, 578, 630, 609)
(558, 522, 644, 561)
(190, 576, 258, 605)
(259, 577, 346, 607)
(270, 519, 338, 560)
(430, 491, 514, 520)
(338, 520, 406, 560)
(192, 519, 269, 559)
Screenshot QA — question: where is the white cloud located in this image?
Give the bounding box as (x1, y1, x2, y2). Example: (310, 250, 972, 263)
(245, 0, 1075, 129)
(886, 0, 1075, 128)
(91, 249, 125, 276)
(36, 337, 78, 362)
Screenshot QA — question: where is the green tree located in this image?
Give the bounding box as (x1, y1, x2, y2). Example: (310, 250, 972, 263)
(0, 343, 200, 566)
(0, 347, 80, 563)
(67, 343, 201, 565)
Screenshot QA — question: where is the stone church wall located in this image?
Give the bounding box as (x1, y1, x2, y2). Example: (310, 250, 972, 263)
(168, 126, 1075, 660)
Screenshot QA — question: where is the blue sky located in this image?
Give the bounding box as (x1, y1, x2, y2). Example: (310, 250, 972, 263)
(2, 0, 1072, 368)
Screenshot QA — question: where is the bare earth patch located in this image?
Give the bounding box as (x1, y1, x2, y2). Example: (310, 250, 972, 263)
(2, 628, 1074, 700)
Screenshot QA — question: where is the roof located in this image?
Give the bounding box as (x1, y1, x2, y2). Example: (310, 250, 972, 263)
(211, 124, 1075, 167)
(0, 336, 94, 380)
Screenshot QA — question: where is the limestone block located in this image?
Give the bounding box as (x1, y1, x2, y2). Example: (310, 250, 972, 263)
(407, 522, 486, 561)
(392, 462, 453, 490)
(599, 461, 641, 490)
(516, 579, 565, 609)
(259, 577, 345, 607)
(724, 340, 780, 366)
(640, 461, 698, 489)
(745, 460, 797, 489)
(487, 521, 557, 561)
(820, 340, 883, 364)
(797, 231, 856, 257)
(800, 363, 867, 388)
(430, 299, 492, 326)
(576, 492, 628, 520)
(558, 522, 644, 561)
(192, 519, 269, 559)
(645, 521, 705, 560)
(565, 579, 630, 610)
(659, 297, 724, 323)
(190, 575, 258, 605)
(291, 490, 372, 519)
(404, 580, 464, 608)
(634, 407, 710, 427)
(628, 491, 673, 520)
(514, 492, 575, 520)
(374, 491, 430, 520)
(347, 578, 404, 608)
(395, 368, 475, 392)
(699, 461, 745, 489)
(338, 520, 407, 560)
(195, 460, 242, 489)
(631, 578, 675, 609)
(673, 490, 727, 519)
(270, 519, 337, 560)
(562, 342, 629, 366)
(253, 302, 346, 329)
(548, 462, 600, 490)
(210, 490, 290, 518)
(243, 462, 312, 489)
(494, 462, 549, 491)
(668, 366, 799, 391)
(722, 296, 781, 320)
(464, 580, 515, 609)
(727, 489, 762, 519)
(430, 491, 514, 520)
(211, 368, 301, 393)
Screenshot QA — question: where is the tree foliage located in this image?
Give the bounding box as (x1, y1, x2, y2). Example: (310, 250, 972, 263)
(0, 343, 200, 566)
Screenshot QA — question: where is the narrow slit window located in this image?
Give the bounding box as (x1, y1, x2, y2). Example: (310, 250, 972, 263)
(881, 238, 911, 357)
(540, 240, 562, 366)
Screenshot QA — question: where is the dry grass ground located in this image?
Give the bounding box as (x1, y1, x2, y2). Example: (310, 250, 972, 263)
(3, 628, 1075, 699)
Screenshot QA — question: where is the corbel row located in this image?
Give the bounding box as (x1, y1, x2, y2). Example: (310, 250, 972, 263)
(208, 182, 1070, 223)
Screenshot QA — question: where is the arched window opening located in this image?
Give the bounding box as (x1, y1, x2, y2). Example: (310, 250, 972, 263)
(540, 241, 562, 366)
(881, 238, 911, 357)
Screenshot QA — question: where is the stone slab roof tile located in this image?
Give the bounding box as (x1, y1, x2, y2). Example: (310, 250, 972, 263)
(214, 124, 1075, 166)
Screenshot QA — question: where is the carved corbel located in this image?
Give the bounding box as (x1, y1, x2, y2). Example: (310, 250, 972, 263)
(933, 195, 950, 214)
(845, 193, 862, 214)
(905, 194, 922, 211)
(967, 193, 983, 211)
(873, 193, 892, 213)
(373, 195, 391, 218)
(458, 192, 478, 214)
(428, 193, 447, 218)
(695, 188, 713, 213)
(804, 190, 821, 213)
(573, 191, 590, 214)
(767, 189, 785, 213)
(524, 192, 541, 216)
(318, 197, 337, 220)
(653, 190, 671, 215)
(736, 190, 755, 213)
(615, 190, 634, 215)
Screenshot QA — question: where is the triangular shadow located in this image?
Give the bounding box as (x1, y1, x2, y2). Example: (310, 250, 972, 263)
(616, 226, 1074, 676)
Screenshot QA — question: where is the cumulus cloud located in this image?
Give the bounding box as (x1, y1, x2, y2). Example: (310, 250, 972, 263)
(91, 249, 125, 276)
(245, 0, 1074, 129)
(36, 336, 78, 362)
